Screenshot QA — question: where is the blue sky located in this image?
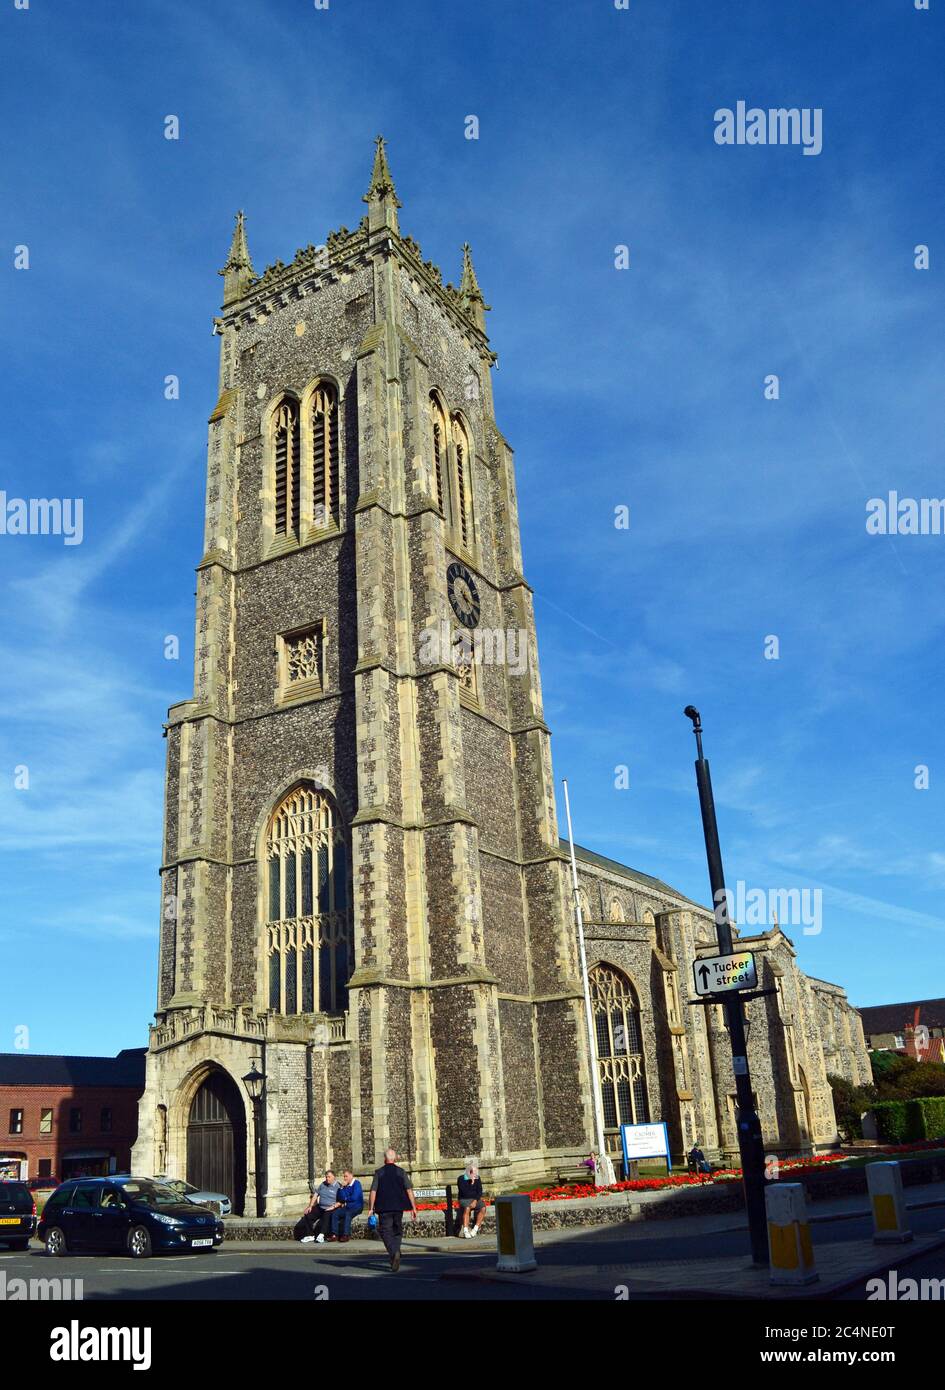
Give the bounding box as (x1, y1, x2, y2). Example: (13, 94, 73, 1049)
(0, 0, 942, 1056)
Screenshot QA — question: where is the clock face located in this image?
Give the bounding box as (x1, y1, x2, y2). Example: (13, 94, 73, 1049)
(446, 561, 481, 629)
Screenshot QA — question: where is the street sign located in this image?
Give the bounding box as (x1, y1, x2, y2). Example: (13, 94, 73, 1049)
(693, 949, 757, 996)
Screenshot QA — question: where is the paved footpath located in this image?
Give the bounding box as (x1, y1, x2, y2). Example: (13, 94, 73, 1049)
(228, 1177, 945, 1247)
(7, 1182, 941, 1301)
(213, 1180, 945, 1300)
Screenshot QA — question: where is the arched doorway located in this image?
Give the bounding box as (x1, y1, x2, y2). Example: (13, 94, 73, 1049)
(186, 1071, 247, 1214)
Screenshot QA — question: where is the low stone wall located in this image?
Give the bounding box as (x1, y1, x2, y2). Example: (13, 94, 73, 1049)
(224, 1183, 742, 1240)
(222, 1155, 945, 1240)
(225, 1214, 456, 1241)
(794, 1154, 945, 1202)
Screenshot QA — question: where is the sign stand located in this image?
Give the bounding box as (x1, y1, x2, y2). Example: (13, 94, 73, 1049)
(620, 1122, 671, 1177)
(684, 706, 770, 1266)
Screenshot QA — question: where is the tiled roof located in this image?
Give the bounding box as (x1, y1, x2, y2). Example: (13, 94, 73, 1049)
(0, 1048, 147, 1089)
(562, 840, 707, 911)
(858, 999, 945, 1037)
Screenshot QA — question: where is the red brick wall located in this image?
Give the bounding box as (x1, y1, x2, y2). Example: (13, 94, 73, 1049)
(0, 1084, 143, 1181)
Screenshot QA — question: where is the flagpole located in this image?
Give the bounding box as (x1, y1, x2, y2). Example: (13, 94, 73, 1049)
(562, 778, 616, 1187)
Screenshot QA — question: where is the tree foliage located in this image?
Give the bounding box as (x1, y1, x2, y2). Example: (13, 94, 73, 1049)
(869, 1052, 945, 1100)
(827, 1073, 878, 1140)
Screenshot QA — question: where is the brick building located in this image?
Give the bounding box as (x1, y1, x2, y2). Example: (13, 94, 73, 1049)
(0, 1050, 146, 1182)
(132, 140, 868, 1214)
(858, 998, 945, 1060)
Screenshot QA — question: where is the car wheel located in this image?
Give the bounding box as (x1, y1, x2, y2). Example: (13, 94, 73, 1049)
(45, 1227, 68, 1257)
(128, 1225, 153, 1259)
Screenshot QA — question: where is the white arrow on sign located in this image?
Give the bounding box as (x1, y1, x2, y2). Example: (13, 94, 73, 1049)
(693, 949, 757, 996)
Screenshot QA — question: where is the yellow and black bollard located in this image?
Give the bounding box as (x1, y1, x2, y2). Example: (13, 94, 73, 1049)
(867, 1161, 913, 1244)
(766, 1182, 818, 1286)
(495, 1194, 537, 1273)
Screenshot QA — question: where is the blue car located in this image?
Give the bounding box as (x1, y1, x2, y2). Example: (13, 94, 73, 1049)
(0, 1180, 37, 1250)
(38, 1176, 224, 1258)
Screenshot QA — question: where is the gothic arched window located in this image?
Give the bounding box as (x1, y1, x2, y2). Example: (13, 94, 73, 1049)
(451, 415, 473, 551)
(273, 398, 301, 538)
(590, 964, 649, 1152)
(430, 393, 448, 519)
(265, 784, 352, 1015)
(310, 382, 340, 530)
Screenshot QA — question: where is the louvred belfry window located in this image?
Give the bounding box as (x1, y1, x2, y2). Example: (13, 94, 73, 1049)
(452, 416, 473, 551)
(265, 784, 352, 1015)
(311, 383, 340, 528)
(455, 442, 469, 547)
(274, 399, 301, 537)
(430, 394, 447, 517)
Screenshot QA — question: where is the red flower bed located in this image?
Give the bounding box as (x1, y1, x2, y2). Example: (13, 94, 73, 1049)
(517, 1153, 851, 1202)
(412, 1151, 854, 1209)
(873, 1138, 945, 1156)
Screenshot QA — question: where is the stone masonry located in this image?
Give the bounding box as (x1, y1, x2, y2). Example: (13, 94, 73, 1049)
(132, 141, 868, 1213)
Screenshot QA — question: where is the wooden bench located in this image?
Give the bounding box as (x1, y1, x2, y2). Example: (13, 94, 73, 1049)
(686, 1158, 713, 1184)
(554, 1165, 593, 1185)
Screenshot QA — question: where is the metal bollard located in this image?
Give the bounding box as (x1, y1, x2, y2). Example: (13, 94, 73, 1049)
(766, 1182, 818, 1286)
(495, 1194, 537, 1272)
(867, 1161, 913, 1244)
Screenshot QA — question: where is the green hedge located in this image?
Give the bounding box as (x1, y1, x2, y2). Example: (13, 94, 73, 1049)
(873, 1096, 945, 1143)
(920, 1096, 945, 1139)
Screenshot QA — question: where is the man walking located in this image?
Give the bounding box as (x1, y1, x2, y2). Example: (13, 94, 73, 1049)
(368, 1146, 418, 1272)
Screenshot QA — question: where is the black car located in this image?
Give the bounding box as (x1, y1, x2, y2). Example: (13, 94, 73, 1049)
(0, 1180, 37, 1250)
(38, 1177, 225, 1258)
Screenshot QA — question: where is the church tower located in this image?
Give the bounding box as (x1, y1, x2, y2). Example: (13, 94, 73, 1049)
(133, 140, 594, 1212)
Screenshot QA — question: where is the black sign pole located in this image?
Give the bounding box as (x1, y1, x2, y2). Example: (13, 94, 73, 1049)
(684, 706, 769, 1266)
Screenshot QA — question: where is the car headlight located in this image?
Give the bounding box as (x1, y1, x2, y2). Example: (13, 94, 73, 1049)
(152, 1214, 182, 1226)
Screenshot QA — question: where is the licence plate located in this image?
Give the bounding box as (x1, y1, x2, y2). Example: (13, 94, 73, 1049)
(191, 1237, 212, 1247)
(0, 1218, 20, 1225)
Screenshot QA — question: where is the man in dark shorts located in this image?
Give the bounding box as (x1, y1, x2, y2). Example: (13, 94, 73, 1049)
(368, 1146, 418, 1271)
(457, 1161, 486, 1237)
